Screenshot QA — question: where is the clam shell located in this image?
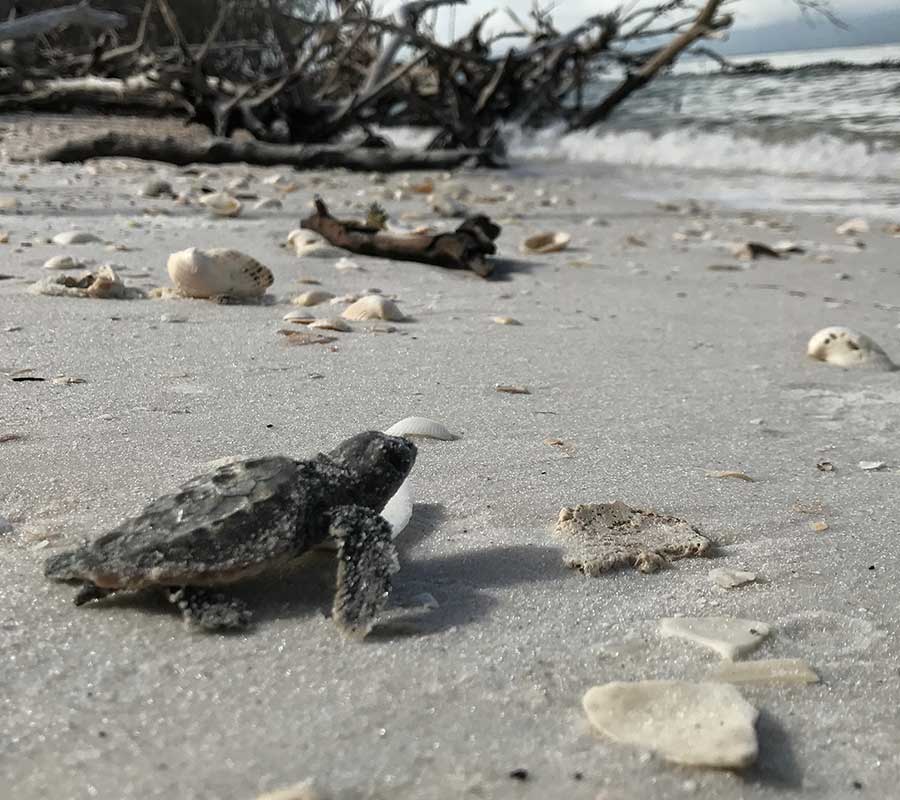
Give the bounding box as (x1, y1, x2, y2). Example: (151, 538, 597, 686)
(292, 290, 334, 307)
(308, 317, 352, 332)
(43, 255, 84, 270)
(199, 192, 242, 217)
(384, 416, 457, 441)
(166, 247, 273, 299)
(52, 230, 101, 245)
(341, 295, 406, 322)
(286, 230, 334, 258)
(807, 326, 895, 370)
(522, 231, 570, 254)
(283, 310, 316, 323)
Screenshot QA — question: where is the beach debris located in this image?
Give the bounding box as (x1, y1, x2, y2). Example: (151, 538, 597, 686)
(522, 231, 570, 254)
(380, 476, 413, 538)
(365, 202, 389, 229)
(709, 568, 757, 589)
(51, 375, 87, 385)
(555, 501, 711, 575)
(263, 173, 298, 192)
(495, 384, 530, 395)
(277, 329, 337, 346)
(1, 433, 25, 443)
(308, 318, 351, 332)
(835, 218, 869, 236)
(772, 240, 807, 254)
(544, 438, 576, 457)
(707, 263, 745, 272)
(29, 266, 144, 300)
(384, 417, 458, 441)
(810, 521, 829, 532)
(292, 290, 335, 307)
(709, 658, 819, 686)
(334, 256, 363, 272)
(287, 229, 338, 258)
(44, 431, 416, 637)
(0, 196, 18, 211)
(429, 193, 470, 218)
(816, 460, 835, 472)
(341, 295, 406, 322)
(705, 470, 755, 482)
(254, 779, 324, 800)
(43, 255, 85, 270)
(227, 175, 251, 191)
(582, 681, 758, 769)
(858, 460, 887, 471)
(732, 241, 781, 261)
(51, 230, 101, 245)
(659, 617, 771, 660)
(199, 191, 242, 217)
(300, 198, 501, 277)
(166, 248, 273, 300)
(283, 310, 316, 323)
(492, 316, 521, 326)
(140, 178, 174, 198)
(806, 326, 896, 370)
(254, 198, 282, 211)
(0, 231, 8, 244)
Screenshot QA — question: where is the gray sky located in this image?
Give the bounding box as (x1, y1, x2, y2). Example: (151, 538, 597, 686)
(388, 0, 899, 41)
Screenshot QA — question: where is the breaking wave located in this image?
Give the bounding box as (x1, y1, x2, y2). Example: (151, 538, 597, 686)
(508, 126, 900, 181)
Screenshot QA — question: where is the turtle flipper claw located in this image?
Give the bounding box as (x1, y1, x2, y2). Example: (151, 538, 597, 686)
(168, 587, 252, 632)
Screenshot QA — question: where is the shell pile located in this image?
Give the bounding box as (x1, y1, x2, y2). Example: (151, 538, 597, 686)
(166, 248, 273, 300)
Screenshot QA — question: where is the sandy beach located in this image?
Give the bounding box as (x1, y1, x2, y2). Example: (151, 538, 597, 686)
(1, 119, 899, 799)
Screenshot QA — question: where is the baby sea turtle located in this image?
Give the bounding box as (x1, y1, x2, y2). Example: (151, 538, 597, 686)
(44, 431, 416, 637)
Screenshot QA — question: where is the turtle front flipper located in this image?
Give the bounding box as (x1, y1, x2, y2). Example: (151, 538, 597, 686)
(167, 587, 252, 632)
(329, 505, 399, 638)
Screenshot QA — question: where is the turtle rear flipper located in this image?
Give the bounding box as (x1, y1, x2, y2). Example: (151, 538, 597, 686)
(168, 587, 252, 631)
(330, 505, 399, 638)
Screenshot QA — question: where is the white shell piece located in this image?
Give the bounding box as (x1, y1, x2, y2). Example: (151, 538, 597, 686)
(380, 478, 413, 539)
(43, 255, 83, 270)
(384, 416, 458, 440)
(166, 247, 273, 299)
(51, 230, 101, 245)
(291, 290, 334, 307)
(199, 192, 242, 217)
(522, 231, 570, 253)
(308, 317, 351, 332)
(835, 217, 869, 236)
(806, 326, 895, 370)
(341, 295, 406, 321)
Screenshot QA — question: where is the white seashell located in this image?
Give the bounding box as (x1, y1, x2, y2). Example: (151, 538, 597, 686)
(341, 295, 406, 322)
(263, 173, 294, 188)
(283, 310, 316, 323)
(806, 326, 895, 370)
(292, 290, 334, 307)
(835, 218, 869, 236)
(166, 247, 273, 299)
(380, 477, 413, 539)
(308, 317, 351, 332)
(335, 256, 362, 272)
(43, 255, 84, 270)
(86, 265, 125, 299)
(330, 293, 360, 305)
(858, 460, 887, 471)
(522, 231, 570, 254)
(227, 176, 251, 191)
(492, 316, 521, 326)
(253, 198, 282, 211)
(384, 416, 458, 440)
(199, 192, 242, 217)
(287, 230, 339, 258)
(52, 230, 101, 245)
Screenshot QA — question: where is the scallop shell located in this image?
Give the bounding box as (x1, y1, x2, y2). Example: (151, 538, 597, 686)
(43, 255, 84, 270)
(341, 295, 406, 322)
(522, 231, 570, 254)
(384, 416, 458, 441)
(166, 248, 273, 299)
(308, 317, 352, 332)
(292, 290, 334, 307)
(52, 230, 101, 245)
(199, 192, 242, 217)
(806, 326, 895, 370)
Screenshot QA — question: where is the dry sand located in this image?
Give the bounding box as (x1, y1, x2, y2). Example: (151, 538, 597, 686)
(1, 116, 899, 799)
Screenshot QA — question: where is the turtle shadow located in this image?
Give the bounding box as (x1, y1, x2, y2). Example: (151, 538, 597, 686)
(487, 257, 539, 280)
(741, 710, 803, 789)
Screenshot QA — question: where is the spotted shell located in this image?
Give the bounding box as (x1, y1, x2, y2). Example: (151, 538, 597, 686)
(166, 248, 273, 299)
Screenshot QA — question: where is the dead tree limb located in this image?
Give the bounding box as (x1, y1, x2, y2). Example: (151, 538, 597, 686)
(0, 2, 126, 42)
(301, 198, 501, 277)
(36, 132, 498, 172)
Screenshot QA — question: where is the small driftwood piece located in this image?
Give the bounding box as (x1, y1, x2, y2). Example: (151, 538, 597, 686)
(301, 198, 501, 278)
(36, 133, 494, 172)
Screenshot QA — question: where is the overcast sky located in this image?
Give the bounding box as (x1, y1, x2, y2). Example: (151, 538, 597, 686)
(393, 0, 900, 41)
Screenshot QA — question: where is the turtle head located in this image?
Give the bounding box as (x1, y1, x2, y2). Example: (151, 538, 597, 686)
(326, 431, 417, 510)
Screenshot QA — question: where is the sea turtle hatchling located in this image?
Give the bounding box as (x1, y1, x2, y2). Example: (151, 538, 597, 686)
(44, 431, 416, 637)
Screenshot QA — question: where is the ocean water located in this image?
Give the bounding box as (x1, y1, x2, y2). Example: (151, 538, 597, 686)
(510, 43, 900, 220)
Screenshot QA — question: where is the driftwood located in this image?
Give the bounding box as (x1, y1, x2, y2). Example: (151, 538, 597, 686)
(0, 80, 182, 114)
(301, 198, 501, 278)
(0, 2, 126, 42)
(36, 132, 497, 172)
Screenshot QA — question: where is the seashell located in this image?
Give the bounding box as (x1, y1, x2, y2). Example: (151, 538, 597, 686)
(330, 293, 360, 305)
(806, 326, 895, 371)
(253, 198, 282, 211)
(199, 192, 242, 217)
(227, 176, 251, 191)
(283, 310, 316, 323)
(308, 317, 352, 332)
(263, 173, 296, 190)
(705, 470, 755, 482)
(286, 230, 339, 258)
(292, 290, 334, 307)
(495, 383, 530, 394)
(384, 417, 458, 441)
(492, 316, 521, 326)
(335, 256, 363, 272)
(522, 231, 570, 254)
(166, 247, 273, 299)
(86, 265, 125, 299)
(140, 179, 173, 198)
(858, 460, 887, 471)
(835, 218, 868, 236)
(52, 230, 101, 245)
(380, 478, 413, 539)
(341, 295, 406, 322)
(43, 255, 84, 270)
(732, 241, 781, 261)
(277, 329, 336, 346)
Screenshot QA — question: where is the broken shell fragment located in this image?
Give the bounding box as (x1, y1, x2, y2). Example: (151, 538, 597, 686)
(705, 470, 755, 482)
(495, 384, 530, 394)
(254, 198, 282, 211)
(334, 256, 363, 272)
(29, 266, 144, 300)
(341, 295, 406, 322)
(522, 231, 570, 254)
(292, 290, 335, 307)
(308, 317, 351, 332)
(43, 255, 84, 270)
(659, 616, 771, 660)
(199, 192, 242, 217)
(384, 417, 458, 441)
(277, 329, 336, 346)
(732, 241, 781, 261)
(166, 248, 273, 299)
(52, 230, 101, 245)
(492, 316, 521, 326)
(806, 326, 896, 370)
(835, 217, 869, 236)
